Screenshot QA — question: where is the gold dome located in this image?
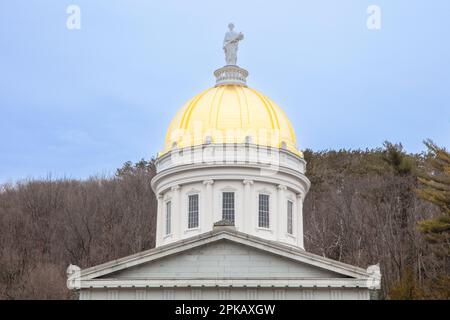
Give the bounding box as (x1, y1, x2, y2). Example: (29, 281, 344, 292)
(162, 84, 301, 157)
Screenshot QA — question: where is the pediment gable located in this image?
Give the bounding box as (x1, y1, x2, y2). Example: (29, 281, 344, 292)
(67, 229, 382, 290)
(100, 239, 344, 279)
(73, 229, 372, 284)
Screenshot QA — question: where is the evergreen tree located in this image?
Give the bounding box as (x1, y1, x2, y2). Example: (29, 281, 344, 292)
(414, 140, 450, 299)
(416, 140, 450, 248)
(382, 141, 413, 176)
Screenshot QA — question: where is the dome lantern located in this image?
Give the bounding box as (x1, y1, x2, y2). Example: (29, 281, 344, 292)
(160, 23, 301, 157)
(214, 65, 249, 87)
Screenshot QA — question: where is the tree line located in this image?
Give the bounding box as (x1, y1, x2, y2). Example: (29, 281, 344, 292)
(0, 141, 448, 299)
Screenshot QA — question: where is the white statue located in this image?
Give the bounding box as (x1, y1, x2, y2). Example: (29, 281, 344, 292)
(223, 23, 244, 65)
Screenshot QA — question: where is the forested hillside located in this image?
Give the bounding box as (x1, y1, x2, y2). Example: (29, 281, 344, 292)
(0, 142, 448, 299)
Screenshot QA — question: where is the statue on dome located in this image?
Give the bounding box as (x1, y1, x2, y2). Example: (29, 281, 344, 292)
(223, 23, 244, 65)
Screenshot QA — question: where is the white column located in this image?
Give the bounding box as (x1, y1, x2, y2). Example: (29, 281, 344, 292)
(203, 180, 214, 230)
(156, 194, 164, 247)
(297, 193, 304, 249)
(277, 185, 287, 241)
(171, 185, 181, 240)
(243, 180, 254, 233)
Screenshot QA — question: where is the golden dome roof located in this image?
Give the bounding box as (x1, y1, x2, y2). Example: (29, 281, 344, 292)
(162, 83, 301, 157)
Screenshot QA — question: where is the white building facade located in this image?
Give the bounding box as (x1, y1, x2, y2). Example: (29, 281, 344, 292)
(67, 25, 381, 300)
(153, 144, 309, 249)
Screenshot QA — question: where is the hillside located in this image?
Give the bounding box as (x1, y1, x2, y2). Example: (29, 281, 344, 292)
(0, 143, 448, 299)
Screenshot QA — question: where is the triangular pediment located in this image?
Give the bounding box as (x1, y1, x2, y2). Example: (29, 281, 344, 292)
(75, 229, 371, 283)
(100, 239, 345, 280)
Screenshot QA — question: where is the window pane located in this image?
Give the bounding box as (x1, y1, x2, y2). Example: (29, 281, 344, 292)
(258, 194, 269, 228)
(287, 200, 293, 235)
(166, 201, 171, 235)
(188, 194, 199, 229)
(222, 192, 235, 224)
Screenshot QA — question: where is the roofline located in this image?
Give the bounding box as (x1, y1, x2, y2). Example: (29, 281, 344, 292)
(74, 228, 371, 282)
(77, 278, 371, 289)
(151, 163, 310, 196)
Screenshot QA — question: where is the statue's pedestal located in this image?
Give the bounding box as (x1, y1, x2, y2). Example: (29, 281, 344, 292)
(214, 65, 249, 86)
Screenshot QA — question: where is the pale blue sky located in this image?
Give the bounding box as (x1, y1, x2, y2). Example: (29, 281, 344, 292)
(1, 1, 449, 183)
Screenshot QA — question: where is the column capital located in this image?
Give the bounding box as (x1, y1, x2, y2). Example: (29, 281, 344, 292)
(296, 193, 303, 200)
(171, 185, 180, 192)
(277, 184, 287, 191)
(203, 179, 214, 185)
(243, 179, 254, 185)
(157, 194, 164, 200)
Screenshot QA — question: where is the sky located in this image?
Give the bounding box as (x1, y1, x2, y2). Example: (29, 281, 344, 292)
(0, 0, 449, 183)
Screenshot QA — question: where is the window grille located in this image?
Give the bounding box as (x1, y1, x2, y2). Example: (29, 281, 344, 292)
(258, 194, 270, 228)
(287, 200, 293, 235)
(222, 192, 235, 224)
(165, 201, 172, 235)
(188, 194, 199, 228)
